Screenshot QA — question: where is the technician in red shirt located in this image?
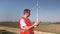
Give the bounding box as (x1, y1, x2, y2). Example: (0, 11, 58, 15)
(18, 9, 39, 34)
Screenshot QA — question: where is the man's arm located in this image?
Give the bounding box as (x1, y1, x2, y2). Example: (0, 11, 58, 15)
(20, 19, 39, 30)
(23, 24, 35, 30)
(23, 21, 39, 30)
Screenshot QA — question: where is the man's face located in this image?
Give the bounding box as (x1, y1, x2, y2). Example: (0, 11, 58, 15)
(26, 12, 30, 17)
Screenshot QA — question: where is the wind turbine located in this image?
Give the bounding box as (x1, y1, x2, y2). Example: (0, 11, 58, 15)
(32, 0, 40, 22)
(36, 0, 40, 22)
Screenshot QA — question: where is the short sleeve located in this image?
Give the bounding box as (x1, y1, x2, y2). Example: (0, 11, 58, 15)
(20, 19, 26, 28)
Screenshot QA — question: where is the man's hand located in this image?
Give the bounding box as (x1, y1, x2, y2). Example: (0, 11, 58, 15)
(34, 21, 39, 28)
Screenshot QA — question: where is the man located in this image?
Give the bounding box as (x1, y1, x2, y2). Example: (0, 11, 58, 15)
(18, 9, 39, 34)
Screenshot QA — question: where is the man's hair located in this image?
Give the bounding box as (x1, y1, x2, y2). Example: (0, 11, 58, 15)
(24, 9, 30, 14)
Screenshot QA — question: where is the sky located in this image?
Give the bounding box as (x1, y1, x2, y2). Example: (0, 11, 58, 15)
(0, 0, 60, 22)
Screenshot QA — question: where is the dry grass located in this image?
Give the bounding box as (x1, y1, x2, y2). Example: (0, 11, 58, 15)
(35, 23, 60, 34)
(0, 22, 60, 34)
(0, 26, 56, 34)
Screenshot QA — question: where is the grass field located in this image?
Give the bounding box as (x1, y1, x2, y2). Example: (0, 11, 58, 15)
(35, 23, 60, 34)
(0, 22, 60, 34)
(0, 30, 17, 34)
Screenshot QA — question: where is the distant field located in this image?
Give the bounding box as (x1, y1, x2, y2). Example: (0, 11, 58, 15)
(0, 22, 18, 28)
(0, 22, 60, 34)
(35, 23, 60, 34)
(0, 30, 17, 34)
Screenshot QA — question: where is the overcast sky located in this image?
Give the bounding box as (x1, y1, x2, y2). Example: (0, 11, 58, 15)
(0, 0, 60, 22)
